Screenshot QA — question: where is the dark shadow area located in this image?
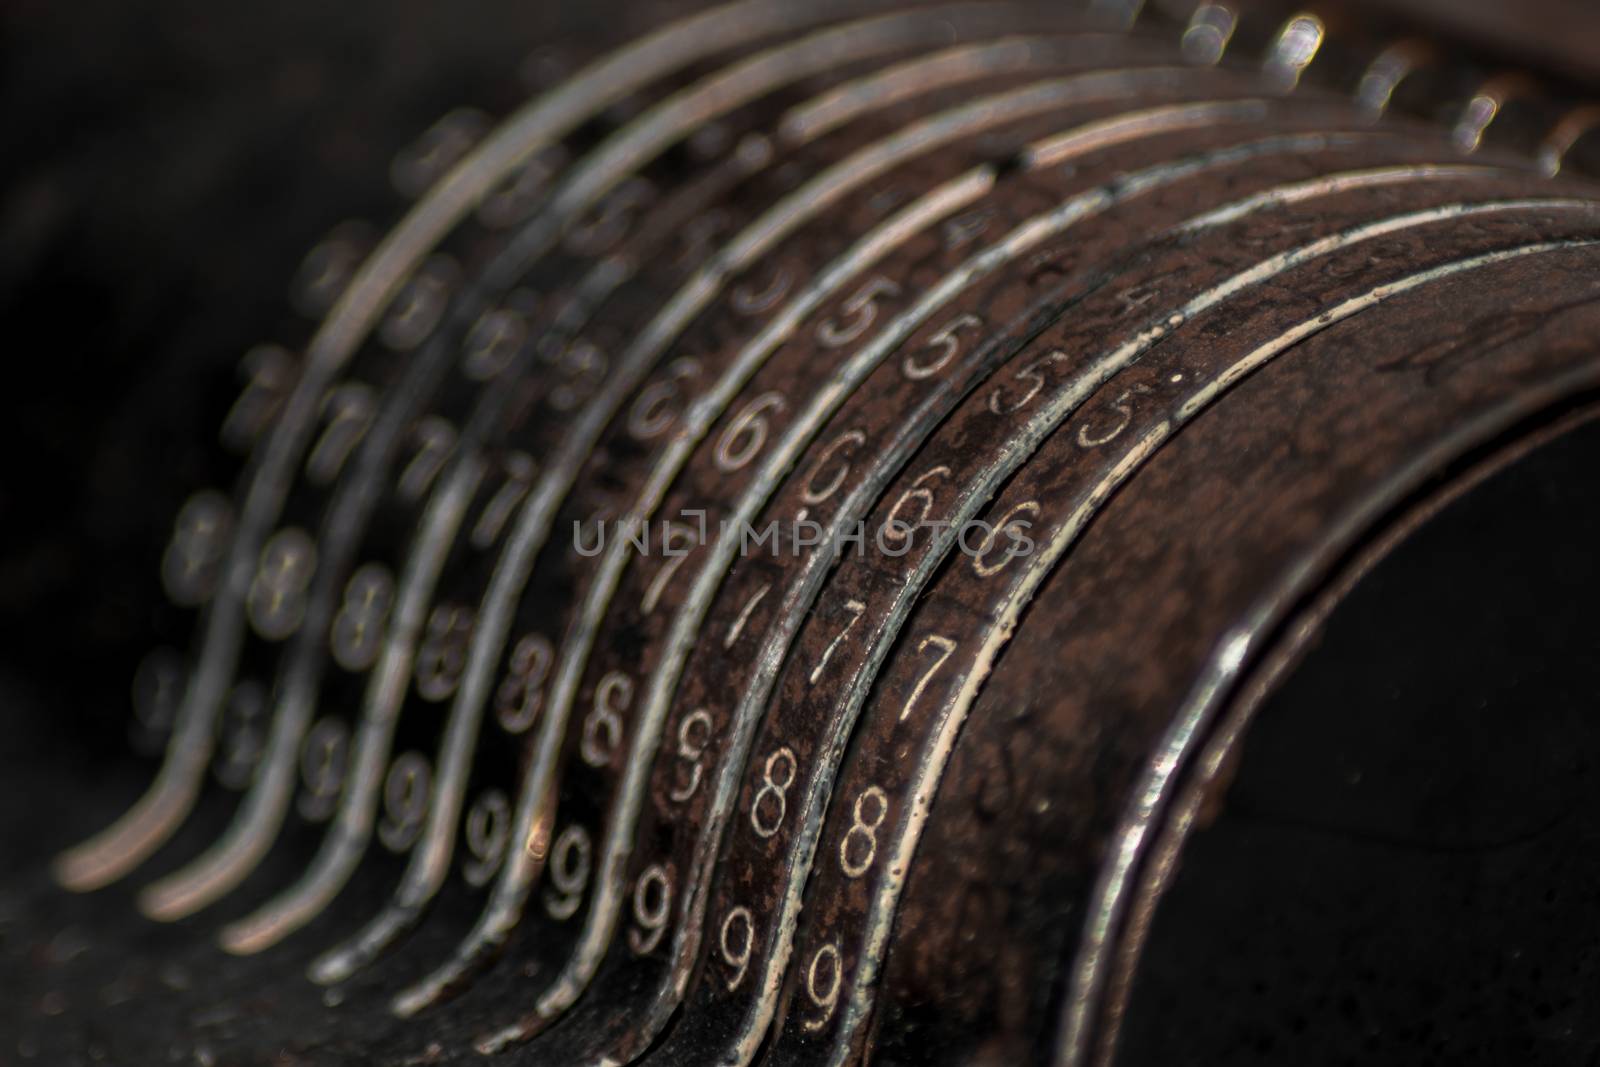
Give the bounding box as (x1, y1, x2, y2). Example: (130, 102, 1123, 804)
(1120, 417, 1600, 1066)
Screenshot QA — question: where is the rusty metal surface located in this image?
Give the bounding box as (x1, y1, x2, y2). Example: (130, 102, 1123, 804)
(4, 1, 1600, 1065)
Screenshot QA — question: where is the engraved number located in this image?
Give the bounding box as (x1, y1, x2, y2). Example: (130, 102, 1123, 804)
(800, 429, 865, 508)
(305, 383, 376, 485)
(627, 358, 700, 440)
(215, 682, 266, 789)
(390, 107, 488, 198)
(715, 391, 785, 473)
(1076, 383, 1153, 448)
(495, 633, 553, 734)
(380, 256, 456, 351)
(221, 344, 296, 450)
(839, 785, 888, 878)
(544, 825, 592, 919)
(750, 746, 796, 838)
(478, 145, 566, 229)
(246, 527, 316, 640)
(292, 224, 368, 316)
(330, 562, 394, 671)
(803, 943, 842, 1032)
(903, 634, 956, 722)
(988, 349, 1069, 416)
(883, 466, 951, 547)
(730, 262, 794, 316)
(397, 416, 457, 502)
(641, 522, 696, 614)
(720, 906, 754, 991)
(971, 501, 1039, 578)
(627, 865, 673, 955)
(549, 338, 608, 412)
(471, 451, 537, 549)
(667, 709, 715, 804)
(297, 717, 349, 822)
(462, 307, 528, 382)
(902, 312, 982, 381)
(581, 670, 632, 767)
(810, 599, 865, 685)
(161, 490, 232, 607)
(378, 752, 431, 852)
(818, 275, 899, 348)
(566, 177, 655, 256)
(462, 789, 511, 887)
(415, 604, 473, 701)
(130, 649, 185, 752)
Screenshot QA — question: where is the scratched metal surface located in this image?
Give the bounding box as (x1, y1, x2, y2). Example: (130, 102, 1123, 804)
(3, 0, 1600, 1065)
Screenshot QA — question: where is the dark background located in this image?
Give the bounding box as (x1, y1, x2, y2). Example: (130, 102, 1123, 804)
(0, 0, 625, 776)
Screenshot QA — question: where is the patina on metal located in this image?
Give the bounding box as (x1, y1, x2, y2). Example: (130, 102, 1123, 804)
(3, 1, 1600, 1064)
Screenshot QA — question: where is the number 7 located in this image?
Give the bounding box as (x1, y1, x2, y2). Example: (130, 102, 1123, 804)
(901, 633, 956, 721)
(810, 599, 866, 684)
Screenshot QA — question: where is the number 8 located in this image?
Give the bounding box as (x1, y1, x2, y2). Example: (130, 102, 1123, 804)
(839, 785, 888, 878)
(750, 746, 796, 838)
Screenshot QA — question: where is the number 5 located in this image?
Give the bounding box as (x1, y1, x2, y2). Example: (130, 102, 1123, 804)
(818, 275, 900, 347)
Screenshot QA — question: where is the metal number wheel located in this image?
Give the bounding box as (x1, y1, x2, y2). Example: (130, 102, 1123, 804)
(4, 1, 1600, 1064)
